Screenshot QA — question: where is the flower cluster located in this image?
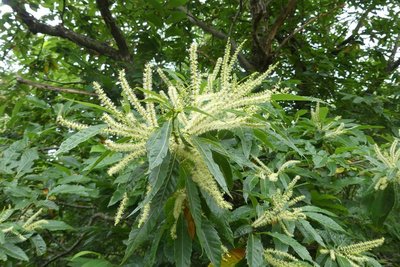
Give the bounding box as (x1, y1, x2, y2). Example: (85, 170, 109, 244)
(369, 139, 400, 190)
(252, 176, 306, 235)
(170, 189, 187, 239)
(264, 249, 308, 267)
(311, 103, 347, 139)
(320, 238, 384, 267)
(253, 156, 300, 182)
(58, 41, 278, 220)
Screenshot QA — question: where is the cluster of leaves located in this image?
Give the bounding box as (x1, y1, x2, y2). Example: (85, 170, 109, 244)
(2, 42, 399, 267)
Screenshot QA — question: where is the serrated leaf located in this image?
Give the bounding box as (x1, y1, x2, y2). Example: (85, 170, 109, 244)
(268, 232, 312, 262)
(128, 153, 171, 216)
(304, 212, 345, 232)
(197, 220, 222, 267)
(192, 137, 230, 196)
(56, 124, 107, 156)
(297, 219, 325, 246)
(185, 169, 202, 228)
(301, 206, 337, 217)
(246, 234, 264, 267)
(49, 184, 97, 197)
(30, 234, 46, 256)
(174, 216, 192, 267)
(147, 121, 171, 170)
(123, 163, 176, 263)
(1, 243, 29, 261)
(41, 220, 73, 231)
(336, 255, 353, 267)
(271, 94, 322, 103)
(16, 148, 39, 178)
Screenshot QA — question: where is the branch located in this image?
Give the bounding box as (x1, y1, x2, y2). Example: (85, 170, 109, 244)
(4, 0, 130, 62)
(387, 57, 400, 73)
(96, 0, 132, 60)
(177, 6, 256, 72)
(264, 0, 298, 55)
(16, 77, 96, 96)
(56, 201, 96, 209)
(228, 0, 243, 37)
(276, 3, 345, 53)
(335, 3, 376, 49)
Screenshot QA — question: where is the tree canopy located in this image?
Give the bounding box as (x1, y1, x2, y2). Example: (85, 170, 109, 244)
(0, 0, 399, 266)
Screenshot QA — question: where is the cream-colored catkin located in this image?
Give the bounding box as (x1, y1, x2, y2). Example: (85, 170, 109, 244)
(114, 192, 129, 226)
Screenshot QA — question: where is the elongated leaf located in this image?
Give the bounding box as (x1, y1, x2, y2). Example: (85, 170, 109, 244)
(128, 153, 171, 216)
(185, 173, 202, 228)
(49, 184, 97, 197)
(145, 225, 166, 267)
(271, 94, 322, 103)
(41, 220, 73, 231)
(268, 232, 312, 262)
(301, 206, 337, 217)
(123, 162, 177, 263)
(297, 219, 325, 246)
(174, 216, 192, 267)
(62, 97, 113, 112)
(336, 255, 353, 267)
(197, 220, 222, 267)
(16, 148, 39, 178)
(55, 124, 107, 156)
(30, 234, 47, 256)
(147, 121, 171, 170)
(192, 137, 230, 196)
(246, 234, 264, 267)
(304, 212, 345, 232)
(1, 243, 29, 261)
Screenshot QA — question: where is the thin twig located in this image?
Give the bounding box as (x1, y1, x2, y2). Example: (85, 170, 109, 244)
(56, 201, 96, 209)
(177, 6, 256, 72)
(16, 77, 96, 96)
(276, 4, 344, 53)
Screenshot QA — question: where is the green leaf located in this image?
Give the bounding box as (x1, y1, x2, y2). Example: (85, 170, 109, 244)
(336, 255, 353, 267)
(192, 137, 230, 196)
(271, 93, 322, 103)
(41, 220, 73, 231)
(268, 232, 312, 262)
(1, 243, 29, 261)
(174, 216, 192, 267)
(147, 121, 171, 170)
(304, 212, 345, 232)
(246, 234, 264, 267)
(30, 234, 47, 256)
(49, 184, 97, 197)
(185, 172, 202, 227)
(197, 219, 222, 267)
(145, 225, 166, 267)
(128, 153, 172, 216)
(368, 184, 395, 225)
(55, 124, 107, 156)
(15, 148, 39, 178)
(62, 97, 112, 113)
(297, 219, 325, 246)
(301, 206, 338, 217)
(71, 250, 101, 260)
